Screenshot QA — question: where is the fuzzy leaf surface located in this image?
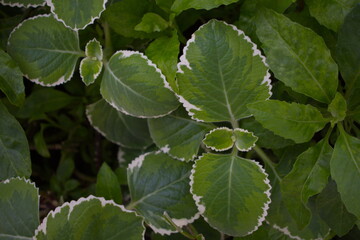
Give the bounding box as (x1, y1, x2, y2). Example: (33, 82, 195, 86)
(203, 127, 234, 151)
(233, 128, 258, 152)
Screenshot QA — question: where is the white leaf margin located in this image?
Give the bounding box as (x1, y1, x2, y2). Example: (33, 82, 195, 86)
(233, 128, 258, 152)
(33, 195, 146, 239)
(7, 14, 80, 87)
(189, 154, 272, 236)
(46, 0, 108, 31)
(127, 151, 201, 235)
(101, 50, 178, 119)
(176, 20, 272, 122)
(79, 58, 103, 85)
(0, 0, 46, 8)
(85, 38, 103, 60)
(203, 127, 234, 152)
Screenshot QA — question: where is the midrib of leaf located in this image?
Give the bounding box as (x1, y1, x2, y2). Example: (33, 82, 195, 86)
(0, 233, 31, 240)
(15, 46, 83, 56)
(128, 171, 191, 209)
(266, 20, 331, 102)
(341, 132, 360, 174)
(227, 156, 235, 221)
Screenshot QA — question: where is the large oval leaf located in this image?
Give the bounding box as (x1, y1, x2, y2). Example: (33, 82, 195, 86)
(100, 51, 179, 118)
(0, 101, 31, 180)
(86, 99, 152, 150)
(127, 152, 199, 235)
(0, 177, 39, 239)
(255, 8, 338, 103)
(47, 0, 107, 30)
(0, 0, 45, 7)
(176, 19, 271, 122)
(34, 196, 145, 240)
(7, 15, 82, 86)
(191, 153, 271, 236)
(171, 0, 240, 14)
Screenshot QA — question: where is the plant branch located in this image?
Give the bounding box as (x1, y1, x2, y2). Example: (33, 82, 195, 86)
(254, 146, 281, 182)
(163, 212, 198, 240)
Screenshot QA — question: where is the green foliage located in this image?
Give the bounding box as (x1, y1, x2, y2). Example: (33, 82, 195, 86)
(1, 0, 360, 239)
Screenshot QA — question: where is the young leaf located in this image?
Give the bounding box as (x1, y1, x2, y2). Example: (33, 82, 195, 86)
(248, 100, 328, 143)
(34, 196, 145, 240)
(171, 0, 240, 14)
(0, 0, 45, 7)
(233, 128, 258, 152)
(47, 0, 107, 30)
(281, 138, 333, 229)
(34, 125, 50, 158)
(177, 20, 271, 122)
(146, 31, 180, 92)
(255, 8, 338, 104)
(86, 99, 153, 150)
(203, 127, 234, 151)
(100, 50, 179, 118)
(337, 5, 360, 112)
(0, 101, 31, 180)
(96, 162, 122, 204)
(127, 152, 199, 235)
(305, 0, 359, 32)
(331, 126, 360, 219)
(191, 153, 271, 236)
(317, 180, 357, 237)
(7, 15, 82, 86)
(0, 49, 25, 106)
(0, 177, 39, 239)
(135, 13, 169, 33)
(328, 92, 347, 126)
(80, 39, 103, 85)
(148, 109, 213, 161)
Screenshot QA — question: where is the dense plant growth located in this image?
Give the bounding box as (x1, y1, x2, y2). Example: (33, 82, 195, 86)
(1, 0, 360, 239)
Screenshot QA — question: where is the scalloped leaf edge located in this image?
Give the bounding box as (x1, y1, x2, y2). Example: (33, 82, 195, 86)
(203, 127, 234, 152)
(0, 0, 46, 8)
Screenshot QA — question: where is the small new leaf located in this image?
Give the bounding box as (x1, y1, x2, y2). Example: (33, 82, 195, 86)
(135, 13, 169, 33)
(328, 92, 347, 126)
(96, 162, 122, 204)
(233, 128, 258, 152)
(203, 127, 234, 152)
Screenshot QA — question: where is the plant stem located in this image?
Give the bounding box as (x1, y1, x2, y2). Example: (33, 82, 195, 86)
(254, 146, 281, 182)
(102, 21, 113, 61)
(163, 213, 198, 240)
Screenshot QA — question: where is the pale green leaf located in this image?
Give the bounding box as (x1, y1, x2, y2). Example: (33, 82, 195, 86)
(80, 58, 102, 86)
(96, 163, 122, 204)
(191, 153, 271, 236)
(177, 20, 271, 122)
(0, 0, 45, 7)
(85, 38, 102, 60)
(305, 0, 360, 32)
(337, 5, 360, 112)
(256, 8, 338, 103)
(127, 152, 199, 235)
(86, 99, 152, 150)
(34, 196, 145, 240)
(0, 177, 39, 239)
(47, 0, 107, 30)
(317, 180, 357, 237)
(0, 49, 24, 106)
(100, 51, 178, 118)
(281, 139, 332, 229)
(328, 92, 347, 126)
(146, 31, 180, 92)
(148, 108, 213, 161)
(135, 13, 169, 33)
(7, 15, 82, 86)
(0, 101, 31, 180)
(233, 128, 258, 152)
(203, 127, 234, 151)
(248, 100, 328, 143)
(171, 0, 240, 14)
(331, 126, 360, 219)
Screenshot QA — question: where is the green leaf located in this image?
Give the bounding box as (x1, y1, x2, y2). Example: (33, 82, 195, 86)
(0, 0, 45, 7)
(305, 0, 359, 32)
(34, 124, 50, 158)
(96, 162, 122, 204)
(85, 38, 102, 60)
(177, 20, 271, 122)
(191, 153, 271, 236)
(0, 49, 24, 106)
(127, 152, 199, 235)
(0, 101, 31, 180)
(47, 0, 107, 30)
(171, 0, 240, 14)
(0, 177, 39, 239)
(148, 108, 213, 161)
(255, 8, 338, 103)
(328, 92, 347, 126)
(331, 126, 360, 219)
(281, 138, 333, 229)
(146, 31, 180, 92)
(135, 13, 169, 33)
(233, 128, 258, 152)
(248, 100, 327, 143)
(86, 99, 152, 150)
(257, 0, 295, 13)
(317, 180, 357, 237)
(80, 39, 103, 86)
(100, 51, 178, 118)
(34, 196, 145, 240)
(337, 5, 360, 112)
(7, 15, 82, 86)
(203, 127, 234, 151)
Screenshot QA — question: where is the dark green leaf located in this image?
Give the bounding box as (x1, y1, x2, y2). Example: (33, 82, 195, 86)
(134, 13, 169, 33)
(96, 163, 122, 204)
(171, 0, 240, 14)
